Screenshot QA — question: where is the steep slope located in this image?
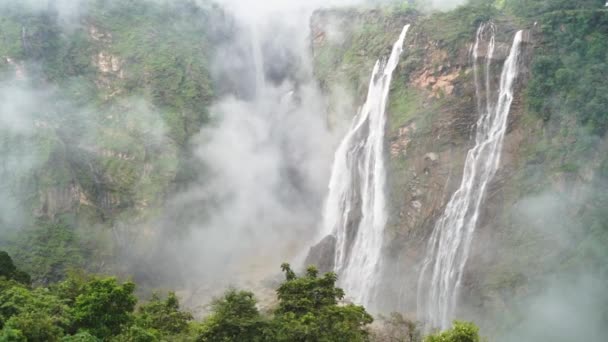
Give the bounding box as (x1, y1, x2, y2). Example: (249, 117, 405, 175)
(0, 0, 225, 282)
(310, 2, 608, 337)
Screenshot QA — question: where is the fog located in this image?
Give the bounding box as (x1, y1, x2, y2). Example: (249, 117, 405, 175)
(490, 186, 608, 342)
(2, 0, 606, 339)
(139, 0, 372, 301)
(0, 81, 51, 229)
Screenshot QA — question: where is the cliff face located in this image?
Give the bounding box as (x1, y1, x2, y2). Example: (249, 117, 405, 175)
(0, 0, 227, 281)
(310, 4, 608, 332)
(2, 1, 607, 333)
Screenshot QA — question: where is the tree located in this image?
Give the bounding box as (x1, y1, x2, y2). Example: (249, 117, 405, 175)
(0, 282, 71, 341)
(0, 326, 26, 342)
(0, 251, 31, 286)
(60, 331, 100, 342)
(71, 277, 137, 339)
(111, 325, 159, 342)
(2, 311, 64, 342)
(197, 289, 268, 342)
(424, 321, 481, 342)
(137, 292, 193, 335)
(270, 264, 373, 342)
(5, 223, 86, 285)
(197, 264, 374, 341)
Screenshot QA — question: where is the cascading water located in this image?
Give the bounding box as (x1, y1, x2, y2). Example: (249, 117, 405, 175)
(417, 27, 525, 329)
(321, 25, 410, 307)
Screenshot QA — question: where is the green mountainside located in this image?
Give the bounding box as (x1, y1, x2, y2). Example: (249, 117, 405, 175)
(0, 0, 607, 340)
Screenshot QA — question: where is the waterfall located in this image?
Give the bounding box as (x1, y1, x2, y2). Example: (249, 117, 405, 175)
(417, 27, 524, 329)
(321, 25, 410, 307)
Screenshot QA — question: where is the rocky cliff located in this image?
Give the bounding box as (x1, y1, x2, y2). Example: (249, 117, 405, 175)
(310, 3, 608, 335)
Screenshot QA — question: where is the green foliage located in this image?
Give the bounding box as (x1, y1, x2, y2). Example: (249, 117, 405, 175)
(418, 2, 497, 55)
(0, 327, 26, 342)
(137, 292, 193, 336)
(527, 10, 608, 134)
(6, 222, 86, 285)
(424, 321, 481, 342)
(271, 264, 373, 341)
(60, 332, 99, 342)
(197, 289, 268, 342)
(0, 255, 485, 342)
(0, 283, 71, 338)
(0, 0, 214, 262)
(71, 277, 137, 339)
(275, 265, 345, 315)
(3, 311, 64, 342)
(504, 0, 604, 17)
(111, 325, 159, 342)
(0, 252, 30, 285)
(88, 0, 214, 144)
(199, 264, 374, 342)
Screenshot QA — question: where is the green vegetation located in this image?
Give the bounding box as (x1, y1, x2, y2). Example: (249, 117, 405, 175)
(503, 0, 605, 17)
(0, 0, 220, 283)
(527, 10, 608, 134)
(3, 221, 87, 285)
(424, 321, 481, 342)
(417, 2, 497, 55)
(88, 0, 214, 144)
(0, 255, 483, 341)
(0, 253, 192, 341)
(199, 264, 373, 342)
(0, 252, 30, 285)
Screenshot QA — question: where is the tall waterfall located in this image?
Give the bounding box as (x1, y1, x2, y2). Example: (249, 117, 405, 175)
(321, 25, 410, 307)
(417, 27, 524, 329)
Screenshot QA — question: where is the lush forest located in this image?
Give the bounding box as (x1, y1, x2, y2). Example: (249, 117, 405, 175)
(1, 251, 481, 341)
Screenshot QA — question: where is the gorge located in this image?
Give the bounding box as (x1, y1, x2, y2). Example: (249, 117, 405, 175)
(1, 0, 607, 340)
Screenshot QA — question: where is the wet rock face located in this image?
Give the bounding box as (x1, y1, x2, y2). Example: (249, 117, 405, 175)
(311, 8, 540, 317)
(35, 183, 82, 219)
(304, 235, 336, 274)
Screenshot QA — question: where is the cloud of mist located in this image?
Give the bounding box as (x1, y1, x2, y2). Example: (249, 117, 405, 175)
(488, 183, 608, 342)
(429, 0, 468, 10)
(0, 81, 49, 229)
(0, 70, 175, 240)
(499, 274, 607, 342)
(0, 0, 85, 26)
(152, 0, 476, 300)
(1, 0, 475, 306)
(145, 0, 370, 297)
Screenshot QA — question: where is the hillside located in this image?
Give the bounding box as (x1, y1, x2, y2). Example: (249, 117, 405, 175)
(0, 0, 607, 340)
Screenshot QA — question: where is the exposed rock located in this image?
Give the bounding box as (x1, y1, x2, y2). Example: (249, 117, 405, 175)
(304, 235, 337, 274)
(35, 183, 82, 218)
(89, 25, 113, 43)
(424, 152, 439, 162)
(412, 64, 460, 98)
(4, 57, 26, 80)
(391, 122, 417, 157)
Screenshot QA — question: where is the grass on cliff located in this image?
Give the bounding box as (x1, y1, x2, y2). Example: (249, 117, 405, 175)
(418, 2, 498, 55)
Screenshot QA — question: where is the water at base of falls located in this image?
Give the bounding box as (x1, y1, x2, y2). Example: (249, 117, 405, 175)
(320, 25, 410, 308)
(416, 26, 525, 330)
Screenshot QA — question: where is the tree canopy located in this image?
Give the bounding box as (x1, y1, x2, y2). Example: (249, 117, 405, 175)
(0, 252, 481, 341)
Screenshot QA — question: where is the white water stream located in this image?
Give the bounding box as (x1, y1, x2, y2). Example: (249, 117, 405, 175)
(321, 25, 410, 307)
(417, 27, 524, 329)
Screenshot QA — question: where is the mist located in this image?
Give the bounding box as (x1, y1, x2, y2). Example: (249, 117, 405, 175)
(0, 80, 51, 229)
(491, 185, 608, 342)
(137, 0, 378, 301)
(4, 1, 605, 338)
